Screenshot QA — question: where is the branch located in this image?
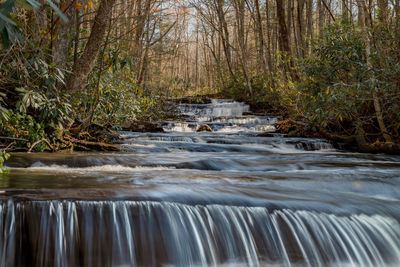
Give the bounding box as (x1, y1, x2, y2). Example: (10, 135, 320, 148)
(27, 138, 54, 153)
(150, 20, 177, 46)
(321, 0, 336, 21)
(0, 136, 29, 142)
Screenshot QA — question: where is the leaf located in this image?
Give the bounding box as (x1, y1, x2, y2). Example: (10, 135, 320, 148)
(25, 0, 41, 9)
(46, 0, 68, 22)
(325, 88, 330, 95)
(87, 0, 94, 9)
(0, 13, 16, 27)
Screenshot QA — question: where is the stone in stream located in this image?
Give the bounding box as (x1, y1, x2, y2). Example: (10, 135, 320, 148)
(197, 124, 213, 132)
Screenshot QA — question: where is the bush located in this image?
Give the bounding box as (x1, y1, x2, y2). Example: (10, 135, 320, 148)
(0, 150, 10, 174)
(294, 20, 400, 140)
(0, 46, 73, 151)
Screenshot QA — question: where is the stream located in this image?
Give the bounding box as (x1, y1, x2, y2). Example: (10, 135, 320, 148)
(1, 99, 400, 266)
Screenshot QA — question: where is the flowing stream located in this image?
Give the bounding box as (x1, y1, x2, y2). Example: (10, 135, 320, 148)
(1, 99, 400, 266)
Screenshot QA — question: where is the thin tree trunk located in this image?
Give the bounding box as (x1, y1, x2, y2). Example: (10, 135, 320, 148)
(306, 0, 313, 54)
(214, 0, 237, 83)
(67, 0, 116, 93)
(296, 0, 305, 58)
(357, 0, 392, 142)
(377, 0, 388, 25)
(233, 0, 253, 95)
(318, 0, 325, 37)
(53, 0, 75, 77)
(276, 0, 297, 80)
(254, 0, 268, 77)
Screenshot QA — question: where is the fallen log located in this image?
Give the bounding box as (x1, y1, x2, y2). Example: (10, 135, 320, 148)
(63, 135, 120, 151)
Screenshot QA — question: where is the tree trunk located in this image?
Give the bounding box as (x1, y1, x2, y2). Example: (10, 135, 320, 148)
(377, 0, 388, 25)
(296, 0, 305, 58)
(276, 0, 290, 54)
(318, 0, 325, 37)
(254, 0, 268, 77)
(356, 0, 392, 142)
(66, 0, 116, 93)
(306, 0, 313, 54)
(214, 0, 237, 83)
(53, 0, 76, 86)
(276, 0, 297, 80)
(233, 0, 253, 95)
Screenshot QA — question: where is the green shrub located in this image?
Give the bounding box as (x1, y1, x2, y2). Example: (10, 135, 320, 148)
(294, 20, 400, 139)
(0, 150, 10, 174)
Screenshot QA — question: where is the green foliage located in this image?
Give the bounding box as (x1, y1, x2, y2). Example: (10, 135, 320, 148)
(221, 53, 295, 113)
(16, 87, 72, 128)
(294, 20, 400, 139)
(298, 22, 368, 125)
(0, 150, 10, 174)
(5, 112, 48, 150)
(0, 92, 9, 122)
(0, 45, 72, 151)
(1, 89, 71, 151)
(0, 0, 67, 48)
(78, 49, 158, 126)
(92, 69, 156, 125)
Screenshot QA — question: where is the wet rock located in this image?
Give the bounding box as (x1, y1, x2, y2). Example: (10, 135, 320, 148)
(257, 132, 276, 137)
(197, 124, 213, 132)
(124, 121, 164, 133)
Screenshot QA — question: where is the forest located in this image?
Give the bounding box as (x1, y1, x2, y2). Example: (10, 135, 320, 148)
(0, 0, 399, 157)
(1, 1, 400, 265)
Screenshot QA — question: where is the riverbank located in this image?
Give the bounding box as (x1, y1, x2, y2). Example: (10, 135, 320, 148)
(1, 97, 399, 155)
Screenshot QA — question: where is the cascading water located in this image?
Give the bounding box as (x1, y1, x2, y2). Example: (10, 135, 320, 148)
(161, 99, 277, 133)
(2, 99, 400, 266)
(1, 200, 399, 267)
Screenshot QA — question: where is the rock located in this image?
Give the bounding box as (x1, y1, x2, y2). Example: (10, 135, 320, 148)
(257, 132, 275, 137)
(197, 124, 213, 132)
(124, 121, 164, 133)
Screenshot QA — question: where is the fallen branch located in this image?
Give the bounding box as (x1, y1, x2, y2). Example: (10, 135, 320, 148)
(287, 119, 307, 126)
(27, 138, 55, 153)
(0, 136, 29, 142)
(5, 142, 15, 151)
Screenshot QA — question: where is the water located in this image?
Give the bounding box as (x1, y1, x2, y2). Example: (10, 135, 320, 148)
(1, 99, 400, 266)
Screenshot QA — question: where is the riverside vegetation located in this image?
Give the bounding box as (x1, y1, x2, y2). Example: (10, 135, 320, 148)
(0, 0, 399, 156)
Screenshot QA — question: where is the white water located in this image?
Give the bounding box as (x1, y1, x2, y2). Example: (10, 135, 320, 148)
(1, 200, 399, 267)
(162, 99, 277, 133)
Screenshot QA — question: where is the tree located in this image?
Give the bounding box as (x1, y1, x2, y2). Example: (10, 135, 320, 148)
(66, 0, 116, 93)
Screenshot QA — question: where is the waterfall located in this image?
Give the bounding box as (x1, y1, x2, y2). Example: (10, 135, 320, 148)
(1, 200, 399, 267)
(162, 99, 277, 133)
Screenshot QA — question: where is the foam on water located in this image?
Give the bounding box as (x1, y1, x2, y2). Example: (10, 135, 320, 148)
(20, 163, 175, 173)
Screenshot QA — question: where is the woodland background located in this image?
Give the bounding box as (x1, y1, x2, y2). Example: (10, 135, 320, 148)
(0, 0, 399, 154)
